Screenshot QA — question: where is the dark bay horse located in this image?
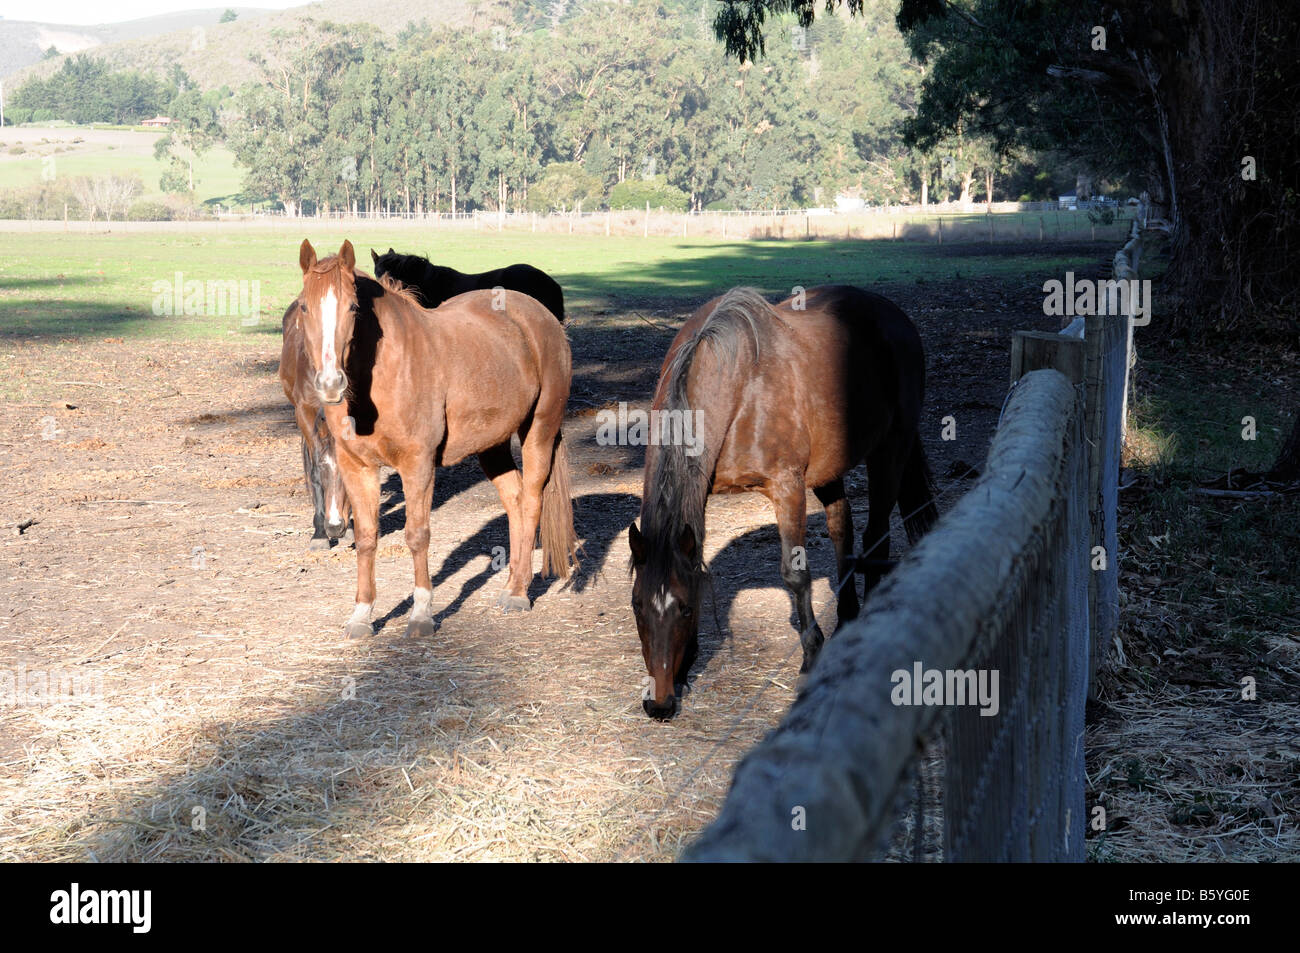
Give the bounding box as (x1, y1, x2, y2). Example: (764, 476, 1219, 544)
(296, 239, 578, 640)
(371, 247, 565, 322)
(628, 286, 937, 719)
(279, 298, 351, 549)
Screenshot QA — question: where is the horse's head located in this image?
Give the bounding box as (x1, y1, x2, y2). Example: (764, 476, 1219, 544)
(370, 247, 402, 282)
(311, 409, 351, 539)
(628, 520, 702, 720)
(297, 239, 360, 405)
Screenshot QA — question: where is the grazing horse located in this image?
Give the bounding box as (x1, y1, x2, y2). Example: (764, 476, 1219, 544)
(295, 239, 579, 640)
(280, 298, 351, 549)
(627, 286, 937, 719)
(371, 247, 565, 322)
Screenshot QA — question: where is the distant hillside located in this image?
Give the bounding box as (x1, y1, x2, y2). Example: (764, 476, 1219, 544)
(0, 9, 270, 80)
(3, 1, 505, 91)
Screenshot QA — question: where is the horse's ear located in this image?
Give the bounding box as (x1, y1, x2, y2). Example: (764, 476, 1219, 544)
(628, 522, 646, 566)
(387, 247, 395, 255)
(370, 248, 380, 267)
(338, 240, 355, 273)
(677, 525, 697, 561)
(299, 239, 316, 275)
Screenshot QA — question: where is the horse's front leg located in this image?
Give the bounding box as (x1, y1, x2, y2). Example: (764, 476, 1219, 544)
(339, 457, 380, 640)
(770, 476, 824, 673)
(400, 460, 438, 639)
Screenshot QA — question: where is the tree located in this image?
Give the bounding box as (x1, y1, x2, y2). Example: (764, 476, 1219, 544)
(712, 0, 1300, 333)
(220, 9, 238, 23)
(154, 80, 223, 194)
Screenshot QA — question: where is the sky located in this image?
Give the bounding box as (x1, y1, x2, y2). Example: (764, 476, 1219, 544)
(0, 2, 305, 25)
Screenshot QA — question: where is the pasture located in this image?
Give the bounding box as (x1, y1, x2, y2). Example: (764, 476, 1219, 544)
(0, 125, 243, 207)
(0, 226, 1182, 859)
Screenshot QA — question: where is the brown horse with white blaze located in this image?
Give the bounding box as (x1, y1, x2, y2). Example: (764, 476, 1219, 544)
(628, 286, 937, 719)
(295, 239, 578, 640)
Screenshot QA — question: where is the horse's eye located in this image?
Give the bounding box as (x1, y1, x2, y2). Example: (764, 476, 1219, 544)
(632, 599, 643, 613)
(680, 605, 693, 618)
(349, 303, 359, 313)
(299, 303, 307, 312)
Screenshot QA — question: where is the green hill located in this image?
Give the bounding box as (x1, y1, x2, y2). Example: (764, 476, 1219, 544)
(4, 0, 505, 92)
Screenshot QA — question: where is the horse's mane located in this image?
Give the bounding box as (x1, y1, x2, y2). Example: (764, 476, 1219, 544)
(375, 251, 444, 307)
(375, 271, 426, 309)
(637, 287, 781, 589)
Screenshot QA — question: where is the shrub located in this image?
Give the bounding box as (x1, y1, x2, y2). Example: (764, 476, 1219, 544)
(527, 162, 603, 213)
(127, 200, 173, 221)
(608, 175, 689, 212)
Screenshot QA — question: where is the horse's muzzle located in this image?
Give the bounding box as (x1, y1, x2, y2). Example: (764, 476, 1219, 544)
(643, 695, 679, 721)
(314, 370, 347, 405)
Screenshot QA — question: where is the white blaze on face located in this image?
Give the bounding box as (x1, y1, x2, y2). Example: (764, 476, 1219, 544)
(651, 587, 675, 615)
(319, 288, 339, 375)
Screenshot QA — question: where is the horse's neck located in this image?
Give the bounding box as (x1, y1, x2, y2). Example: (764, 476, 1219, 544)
(641, 437, 716, 538)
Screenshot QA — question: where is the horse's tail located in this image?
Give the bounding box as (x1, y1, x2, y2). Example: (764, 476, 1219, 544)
(540, 429, 580, 578)
(898, 431, 939, 545)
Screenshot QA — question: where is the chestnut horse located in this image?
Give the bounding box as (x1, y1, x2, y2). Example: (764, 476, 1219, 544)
(627, 286, 937, 719)
(287, 250, 567, 542)
(279, 298, 351, 548)
(371, 248, 565, 322)
(295, 239, 578, 640)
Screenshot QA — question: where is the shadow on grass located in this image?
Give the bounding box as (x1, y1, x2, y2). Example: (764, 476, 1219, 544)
(0, 236, 1119, 343)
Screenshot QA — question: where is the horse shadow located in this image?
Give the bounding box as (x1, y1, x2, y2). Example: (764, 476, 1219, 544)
(370, 490, 642, 635)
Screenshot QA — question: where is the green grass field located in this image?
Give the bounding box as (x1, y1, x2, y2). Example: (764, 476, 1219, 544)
(0, 226, 1114, 341)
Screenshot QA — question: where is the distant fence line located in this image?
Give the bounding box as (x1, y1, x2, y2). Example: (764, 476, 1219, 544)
(684, 224, 1144, 862)
(0, 202, 1131, 244)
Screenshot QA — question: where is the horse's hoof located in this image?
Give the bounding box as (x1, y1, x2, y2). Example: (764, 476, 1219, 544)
(405, 616, 439, 639)
(308, 536, 330, 551)
(496, 592, 532, 612)
(343, 620, 373, 641)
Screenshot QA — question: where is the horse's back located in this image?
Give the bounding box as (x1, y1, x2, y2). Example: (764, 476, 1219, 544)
(428, 288, 569, 378)
(672, 284, 925, 490)
(484, 263, 565, 322)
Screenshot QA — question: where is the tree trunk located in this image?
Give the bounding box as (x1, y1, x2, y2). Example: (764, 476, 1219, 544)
(1267, 410, 1300, 482)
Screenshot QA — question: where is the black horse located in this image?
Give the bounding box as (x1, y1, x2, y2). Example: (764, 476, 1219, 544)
(370, 248, 565, 322)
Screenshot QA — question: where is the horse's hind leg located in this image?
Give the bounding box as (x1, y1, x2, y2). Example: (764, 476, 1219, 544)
(861, 445, 907, 598)
(814, 477, 859, 629)
(478, 442, 530, 612)
(297, 411, 329, 550)
(770, 476, 824, 673)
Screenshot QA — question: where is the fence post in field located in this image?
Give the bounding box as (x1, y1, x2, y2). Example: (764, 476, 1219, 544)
(644, 201, 650, 238)
(605, 210, 610, 236)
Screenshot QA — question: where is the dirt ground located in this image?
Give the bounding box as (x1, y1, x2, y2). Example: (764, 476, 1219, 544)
(0, 252, 1078, 860)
